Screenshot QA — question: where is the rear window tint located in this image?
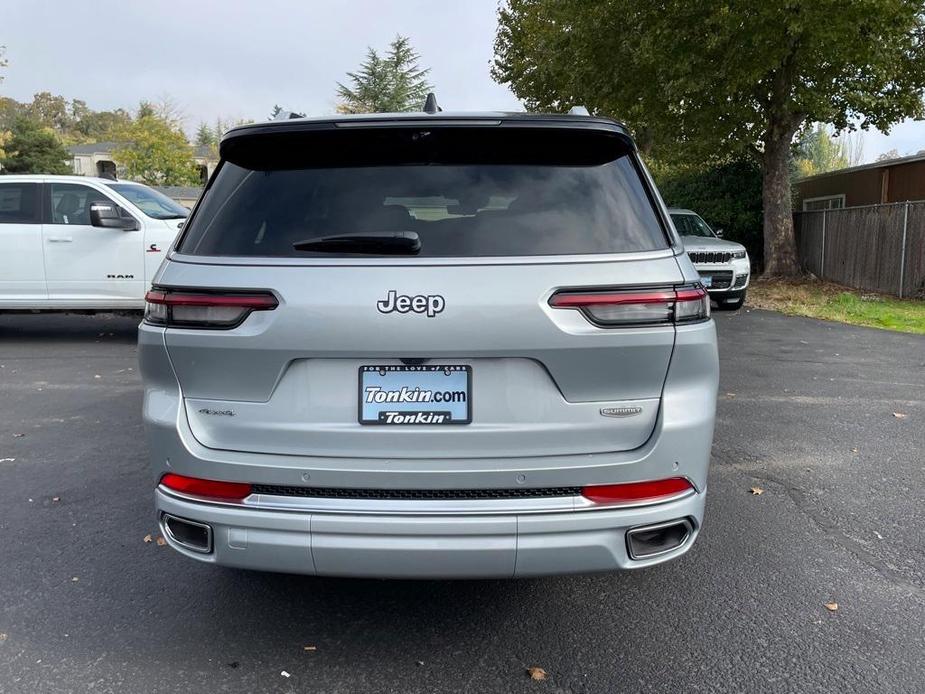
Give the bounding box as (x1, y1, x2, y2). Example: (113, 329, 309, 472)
(0, 182, 40, 224)
(178, 127, 668, 258)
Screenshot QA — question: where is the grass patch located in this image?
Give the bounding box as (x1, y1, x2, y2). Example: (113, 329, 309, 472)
(747, 279, 925, 335)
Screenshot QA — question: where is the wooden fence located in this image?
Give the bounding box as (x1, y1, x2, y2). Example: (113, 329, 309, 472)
(794, 201, 925, 298)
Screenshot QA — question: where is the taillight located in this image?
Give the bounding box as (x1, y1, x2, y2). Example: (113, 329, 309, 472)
(160, 473, 252, 501)
(144, 287, 278, 328)
(581, 477, 693, 505)
(549, 285, 709, 326)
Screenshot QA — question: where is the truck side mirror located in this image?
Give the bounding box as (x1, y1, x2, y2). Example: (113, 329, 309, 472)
(90, 203, 138, 231)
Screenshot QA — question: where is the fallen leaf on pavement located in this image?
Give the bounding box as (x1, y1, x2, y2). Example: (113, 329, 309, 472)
(750, 486, 764, 495)
(0, 633, 7, 641)
(527, 667, 547, 681)
(892, 412, 907, 419)
(71, 577, 79, 582)
(824, 602, 838, 612)
(850, 447, 858, 453)
(143, 534, 153, 543)
(12, 433, 24, 438)
(155, 536, 167, 546)
(303, 646, 317, 651)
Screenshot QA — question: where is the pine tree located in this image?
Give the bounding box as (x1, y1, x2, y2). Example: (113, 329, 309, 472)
(1, 116, 71, 174)
(194, 121, 216, 147)
(337, 35, 433, 114)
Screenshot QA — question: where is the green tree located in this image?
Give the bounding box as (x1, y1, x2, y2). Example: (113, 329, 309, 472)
(194, 121, 216, 147)
(26, 91, 73, 131)
(793, 125, 863, 178)
(493, 0, 925, 276)
(337, 35, 433, 113)
(72, 108, 132, 140)
(654, 160, 764, 265)
(1, 116, 71, 174)
(112, 110, 200, 186)
(269, 104, 283, 119)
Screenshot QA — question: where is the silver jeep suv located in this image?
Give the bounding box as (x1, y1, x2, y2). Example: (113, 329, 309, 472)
(139, 105, 719, 578)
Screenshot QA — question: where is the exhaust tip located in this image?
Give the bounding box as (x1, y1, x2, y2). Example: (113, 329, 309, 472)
(626, 518, 693, 560)
(161, 513, 213, 554)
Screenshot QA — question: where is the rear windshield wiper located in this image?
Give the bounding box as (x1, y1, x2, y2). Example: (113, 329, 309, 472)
(292, 231, 421, 254)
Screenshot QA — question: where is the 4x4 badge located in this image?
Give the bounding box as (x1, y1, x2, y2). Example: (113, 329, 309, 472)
(377, 290, 445, 317)
(600, 406, 643, 418)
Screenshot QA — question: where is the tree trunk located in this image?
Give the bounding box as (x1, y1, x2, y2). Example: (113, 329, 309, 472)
(761, 131, 801, 277)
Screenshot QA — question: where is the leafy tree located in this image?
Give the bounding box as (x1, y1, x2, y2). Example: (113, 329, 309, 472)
(1, 116, 71, 174)
(27, 91, 73, 132)
(112, 111, 200, 186)
(493, 0, 925, 276)
(793, 125, 863, 178)
(269, 104, 283, 119)
(137, 101, 157, 119)
(0, 45, 6, 84)
(0, 96, 18, 162)
(337, 35, 433, 113)
(72, 108, 132, 140)
(876, 148, 902, 162)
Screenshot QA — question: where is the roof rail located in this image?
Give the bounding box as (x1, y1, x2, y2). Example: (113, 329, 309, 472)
(423, 93, 442, 114)
(568, 105, 591, 116)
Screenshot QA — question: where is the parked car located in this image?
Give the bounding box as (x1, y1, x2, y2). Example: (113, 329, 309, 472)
(139, 105, 719, 579)
(0, 175, 188, 312)
(669, 208, 750, 310)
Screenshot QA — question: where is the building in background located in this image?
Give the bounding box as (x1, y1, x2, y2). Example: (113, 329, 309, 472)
(68, 142, 218, 184)
(794, 153, 925, 210)
(151, 185, 203, 208)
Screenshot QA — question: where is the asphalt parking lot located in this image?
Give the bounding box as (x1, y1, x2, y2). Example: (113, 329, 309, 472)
(0, 309, 923, 694)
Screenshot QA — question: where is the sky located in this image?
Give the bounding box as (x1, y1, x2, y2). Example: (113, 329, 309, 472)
(1, 0, 922, 164)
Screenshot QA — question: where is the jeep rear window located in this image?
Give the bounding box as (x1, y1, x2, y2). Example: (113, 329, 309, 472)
(177, 126, 669, 257)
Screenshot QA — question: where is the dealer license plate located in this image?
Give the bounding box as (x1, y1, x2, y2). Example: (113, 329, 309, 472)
(358, 365, 472, 425)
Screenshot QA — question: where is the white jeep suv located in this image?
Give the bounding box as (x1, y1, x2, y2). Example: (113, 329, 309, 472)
(669, 208, 750, 310)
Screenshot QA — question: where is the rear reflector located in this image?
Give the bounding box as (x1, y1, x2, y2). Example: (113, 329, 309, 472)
(581, 477, 693, 505)
(550, 285, 709, 326)
(160, 473, 252, 501)
(144, 288, 278, 329)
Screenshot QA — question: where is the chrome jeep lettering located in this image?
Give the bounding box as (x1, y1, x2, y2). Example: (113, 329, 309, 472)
(377, 290, 445, 317)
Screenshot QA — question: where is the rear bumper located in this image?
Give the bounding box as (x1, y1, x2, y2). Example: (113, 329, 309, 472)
(156, 486, 705, 578)
(140, 318, 718, 577)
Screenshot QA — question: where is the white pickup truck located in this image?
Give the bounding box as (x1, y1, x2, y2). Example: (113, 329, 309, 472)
(0, 175, 189, 312)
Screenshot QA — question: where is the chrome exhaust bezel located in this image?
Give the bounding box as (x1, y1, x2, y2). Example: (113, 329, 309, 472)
(625, 517, 693, 560)
(161, 513, 214, 554)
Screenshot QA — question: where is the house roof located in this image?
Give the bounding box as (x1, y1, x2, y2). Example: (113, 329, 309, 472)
(67, 141, 121, 155)
(795, 152, 925, 183)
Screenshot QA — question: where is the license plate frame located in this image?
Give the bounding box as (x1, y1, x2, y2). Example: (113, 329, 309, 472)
(358, 365, 472, 426)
